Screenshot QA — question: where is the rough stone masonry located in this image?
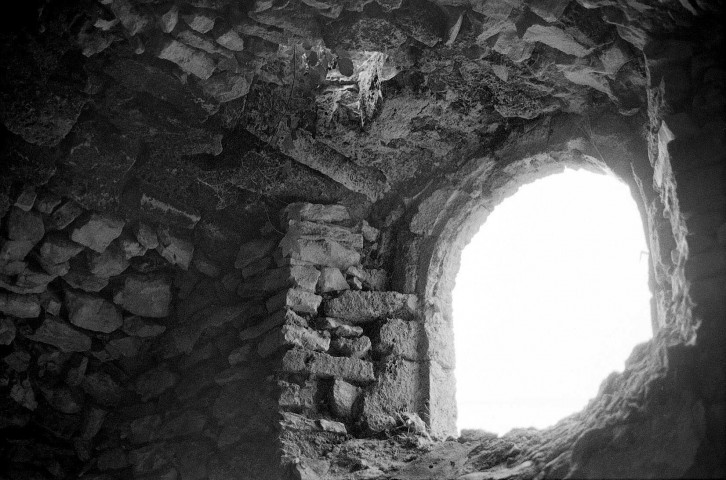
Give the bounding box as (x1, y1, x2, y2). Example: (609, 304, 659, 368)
(0, 0, 724, 479)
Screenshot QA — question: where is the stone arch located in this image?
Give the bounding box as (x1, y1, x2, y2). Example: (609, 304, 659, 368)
(395, 110, 686, 438)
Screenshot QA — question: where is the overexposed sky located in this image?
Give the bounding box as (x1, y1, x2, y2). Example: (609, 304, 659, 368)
(453, 168, 652, 435)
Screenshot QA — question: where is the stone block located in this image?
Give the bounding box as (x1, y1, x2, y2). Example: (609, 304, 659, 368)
(239, 308, 307, 341)
(279, 237, 360, 270)
(6, 207, 44, 243)
(156, 228, 194, 270)
(87, 243, 129, 277)
(427, 360, 457, 438)
(281, 202, 351, 225)
(316, 317, 364, 337)
(258, 325, 330, 358)
(38, 233, 84, 264)
(26, 316, 92, 352)
(0, 292, 41, 318)
(62, 269, 109, 293)
(70, 213, 125, 253)
(282, 219, 363, 249)
(317, 267, 349, 293)
(266, 288, 322, 314)
(134, 222, 159, 250)
(346, 266, 388, 291)
(330, 378, 361, 421)
(331, 335, 371, 358)
(47, 201, 84, 230)
(114, 275, 172, 318)
(278, 379, 318, 412)
(117, 230, 147, 259)
(65, 290, 123, 333)
(377, 318, 422, 361)
(0, 238, 35, 263)
(361, 356, 425, 432)
(281, 349, 375, 383)
(323, 291, 418, 323)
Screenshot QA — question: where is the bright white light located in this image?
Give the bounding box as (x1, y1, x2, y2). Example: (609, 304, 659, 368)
(453, 168, 652, 436)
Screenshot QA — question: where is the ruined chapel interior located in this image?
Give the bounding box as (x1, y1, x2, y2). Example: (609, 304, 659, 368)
(0, 0, 724, 479)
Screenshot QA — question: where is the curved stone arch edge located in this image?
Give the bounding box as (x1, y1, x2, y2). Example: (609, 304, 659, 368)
(395, 113, 692, 439)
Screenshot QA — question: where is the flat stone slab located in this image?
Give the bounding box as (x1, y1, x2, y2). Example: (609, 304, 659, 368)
(257, 325, 330, 358)
(282, 202, 351, 225)
(70, 213, 125, 253)
(38, 233, 84, 265)
(26, 316, 92, 352)
(323, 291, 418, 323)
(266, 287, 322, 315)
(0, 292, 41, 318)
(114, 275, 171, 318)
(65, 290, 123, 333)
(282, 348, 375, 384)
(280, 237, 360, 270)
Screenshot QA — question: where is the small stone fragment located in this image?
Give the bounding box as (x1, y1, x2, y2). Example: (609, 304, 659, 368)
(26, 316, 92, 352)
(113, 275, 172, 318)
(331, 335, 371, 358)
(11, 379, 37, 410)
(48, 201, 84, 230)
(183, 12, 216, 33)
(156, 228, 194, 270)
(330, 378, 360, 420)
(318, 418, 347, 434)
(35, 191, 62, 214)
(266, 288, 322, 314)
(7, 208, 44, 243)
(117, 231, 147, 259)
(317, 267, 349, 293)
(360, 220, 379, 242)
(14, 187, 36, 211)
(134, 223, 159, 250)
(0, 293, 41, 318)
(70, 213, 125, 253)
(122, 316, 167, 337)
(215, 29, 244, 51)
(159, 4, 179, 33)
(66, 290, 123, 333)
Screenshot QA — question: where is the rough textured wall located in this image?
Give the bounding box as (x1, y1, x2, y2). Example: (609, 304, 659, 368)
(1, 0, 724, 479)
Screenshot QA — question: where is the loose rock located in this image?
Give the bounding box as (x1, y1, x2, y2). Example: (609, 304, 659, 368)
(66, 290, 123, 333)
(70, 213, 125, 253)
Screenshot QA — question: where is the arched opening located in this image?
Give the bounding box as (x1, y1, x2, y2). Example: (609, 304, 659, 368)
(453, 168, 653, 435)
